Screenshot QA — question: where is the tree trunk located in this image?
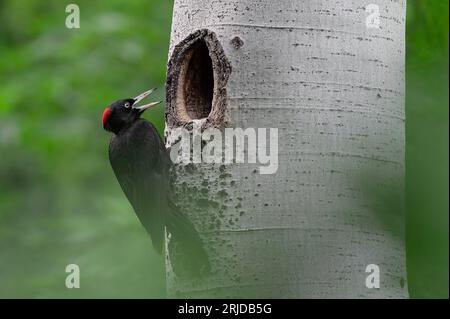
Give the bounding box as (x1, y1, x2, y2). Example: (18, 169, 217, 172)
(164, 0, 408, 298)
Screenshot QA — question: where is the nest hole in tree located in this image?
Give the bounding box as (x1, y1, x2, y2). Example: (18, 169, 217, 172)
(181, 40, 214, 120)
(166, 29, 231, 128)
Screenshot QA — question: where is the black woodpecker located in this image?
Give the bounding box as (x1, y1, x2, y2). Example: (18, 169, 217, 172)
(102, 88, 209, 275)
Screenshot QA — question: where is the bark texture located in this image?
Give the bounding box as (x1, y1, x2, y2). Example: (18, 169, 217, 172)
(164, 0, 408, 298)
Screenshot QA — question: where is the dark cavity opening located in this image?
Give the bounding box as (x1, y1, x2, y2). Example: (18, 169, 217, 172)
(182, 40, 214, 120)
(166, 29, 231, 128)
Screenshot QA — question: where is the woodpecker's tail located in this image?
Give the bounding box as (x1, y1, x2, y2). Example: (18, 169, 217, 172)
(166, 202, 210, 277)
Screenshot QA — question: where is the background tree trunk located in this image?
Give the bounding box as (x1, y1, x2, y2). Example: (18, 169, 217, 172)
(164, 0, 408, 298)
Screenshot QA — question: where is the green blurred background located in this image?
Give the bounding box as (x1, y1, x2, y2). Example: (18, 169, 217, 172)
(0, 1, 447, 298)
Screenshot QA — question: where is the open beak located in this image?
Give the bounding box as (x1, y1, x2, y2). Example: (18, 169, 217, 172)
(132, 88, 162, 112)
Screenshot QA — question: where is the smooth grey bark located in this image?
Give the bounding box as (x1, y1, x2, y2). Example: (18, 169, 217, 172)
(164, 0, 408, 298)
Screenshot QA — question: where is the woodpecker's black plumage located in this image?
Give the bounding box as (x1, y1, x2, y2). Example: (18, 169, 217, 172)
(103, 89, 209, 275)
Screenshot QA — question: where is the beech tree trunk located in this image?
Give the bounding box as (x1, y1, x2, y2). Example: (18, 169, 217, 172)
(164, 0, 408, 298)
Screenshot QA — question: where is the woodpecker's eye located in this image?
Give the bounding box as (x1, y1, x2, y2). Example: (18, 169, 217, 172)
(124, 102, 131, 108)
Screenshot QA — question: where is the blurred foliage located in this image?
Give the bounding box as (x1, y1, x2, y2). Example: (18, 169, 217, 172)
(0, 0, 171, 298)
(0, 0, 448, 298)
(405, 0, 449, 298)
